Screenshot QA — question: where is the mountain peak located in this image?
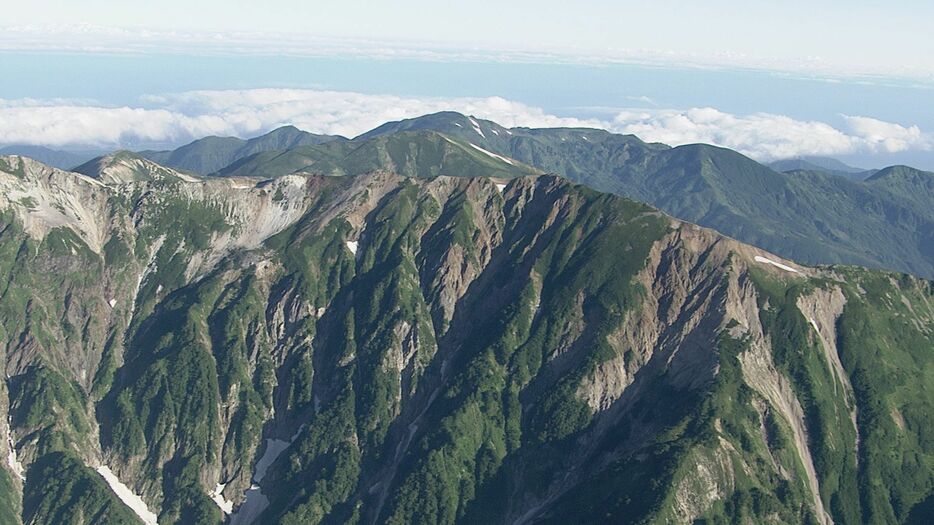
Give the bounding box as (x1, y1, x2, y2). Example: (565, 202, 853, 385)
(75, 151, 201, 183)
(139, 125, 344, 175)
(355, 111, 510, 142)
(865, 164, 933, 182)
(258, 124, 307, 139)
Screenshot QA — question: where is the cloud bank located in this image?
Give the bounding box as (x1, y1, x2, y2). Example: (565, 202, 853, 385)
(0, 89, 930, 161)
(612, 108, 931, 160)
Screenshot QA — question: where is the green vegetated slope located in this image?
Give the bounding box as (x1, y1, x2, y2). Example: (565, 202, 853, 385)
(133, 112, 934, 278)
(360, 113, 934, 279)
(141, 126, 344, 175)
(212, 130, 541, 180)
(136, 112, 934, 278)
(0, 154, 931, 524)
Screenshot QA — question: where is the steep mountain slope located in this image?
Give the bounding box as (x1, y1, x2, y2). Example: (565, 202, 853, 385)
(863, 166, 934, 220)
(74, 151, 207, 184)
(214, 130, 541, 180)
(359, 113, 934, 278)
(141, 126, 344, 175)
(0, 155, 931, 524)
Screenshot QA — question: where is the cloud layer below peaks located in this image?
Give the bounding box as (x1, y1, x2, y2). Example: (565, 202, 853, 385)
(0, 89, 929, 161)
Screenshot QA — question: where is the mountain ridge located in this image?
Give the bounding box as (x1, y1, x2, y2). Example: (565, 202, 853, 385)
(140, 126, 345, 175)
(768, 156, 874, 180)
(347, 112, 934, 278)
(0, 145, 102, 171)
(9, 112, 934, 279)
(0, 155, 932, 524)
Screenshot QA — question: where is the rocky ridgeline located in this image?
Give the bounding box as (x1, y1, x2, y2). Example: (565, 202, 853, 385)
(0, 155, 931, 524)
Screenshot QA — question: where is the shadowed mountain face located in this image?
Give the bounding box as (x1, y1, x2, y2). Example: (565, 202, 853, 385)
(0, 154, 932, 525)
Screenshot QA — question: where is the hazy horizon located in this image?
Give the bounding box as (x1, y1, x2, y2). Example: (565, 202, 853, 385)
(1, 3, 933, 169)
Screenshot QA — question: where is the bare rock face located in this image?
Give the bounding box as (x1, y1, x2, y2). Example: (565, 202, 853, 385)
(0, 156, 932, 525)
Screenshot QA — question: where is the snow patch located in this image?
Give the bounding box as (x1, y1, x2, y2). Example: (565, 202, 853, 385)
(468, 117, 486, 138)
(452, 122, 462, 127)
(6, 449, 23, 481)
(495, 183, 507, 193)
(210, 483, 234, 514)
(468, 143, 516, 166)
(754, 255, 800, 274)
(96, 465, 159, 525)
(490, 128, 500, 136)
(229, 428, 304, 524)
(253, 438, 290, 483)
(345, 240, 358, 255)
(6, 417, 24, 481)
(77, 173, 107, 187)
(174, 172, 201, 183)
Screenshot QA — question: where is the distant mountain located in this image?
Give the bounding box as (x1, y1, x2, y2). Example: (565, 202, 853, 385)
(74, 150, 204, 184)
(1, 155, 932, 524)
(353, 112, 934, 278)
(770, 156, 865, 174)
(863, 165, 934, 226)
(114, 112, 934, 278)
(140, 126, 345, 175)
(769, 156, 875, 181)
(215, 130, 541, 180)
(357, 110, 518, 142)
(0, 145, 100, 170)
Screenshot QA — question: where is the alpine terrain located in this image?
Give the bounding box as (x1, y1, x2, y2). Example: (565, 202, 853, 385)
(0, 129, 931, 525)
(141, 113, 934, 279)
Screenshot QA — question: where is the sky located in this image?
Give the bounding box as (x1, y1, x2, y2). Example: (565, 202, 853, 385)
(1, 1, 933, 169)
(5, 1, 934, 77)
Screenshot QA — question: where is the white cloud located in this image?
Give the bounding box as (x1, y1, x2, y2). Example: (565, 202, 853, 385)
(0, 90, 599, 148)
(145, 89, 603, 138)
(0, 89, 930, 162)
(612, 107, 932, 160)
(841, 116, 927, 154)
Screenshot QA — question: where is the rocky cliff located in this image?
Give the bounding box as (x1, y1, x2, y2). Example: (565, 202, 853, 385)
(0, 155, 931, 524)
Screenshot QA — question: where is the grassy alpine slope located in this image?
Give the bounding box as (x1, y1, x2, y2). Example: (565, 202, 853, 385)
(0, 153, 931, 524)
(140, 126, 345, 176)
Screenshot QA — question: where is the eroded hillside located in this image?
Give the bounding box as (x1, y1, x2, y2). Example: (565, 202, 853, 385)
(0, 155, 931, 524)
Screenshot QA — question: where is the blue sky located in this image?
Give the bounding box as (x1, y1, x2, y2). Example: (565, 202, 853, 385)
(1, 1, 932, 168)
(5, 1, 934, 77)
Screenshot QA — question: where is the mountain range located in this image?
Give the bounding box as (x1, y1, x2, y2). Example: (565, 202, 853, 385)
(128, 112, 934, 279)
(0, 145, 102, 171)
(0, 113, 931, 525)
(768, 157, 875, 181)
(140, 126, 345, 176)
